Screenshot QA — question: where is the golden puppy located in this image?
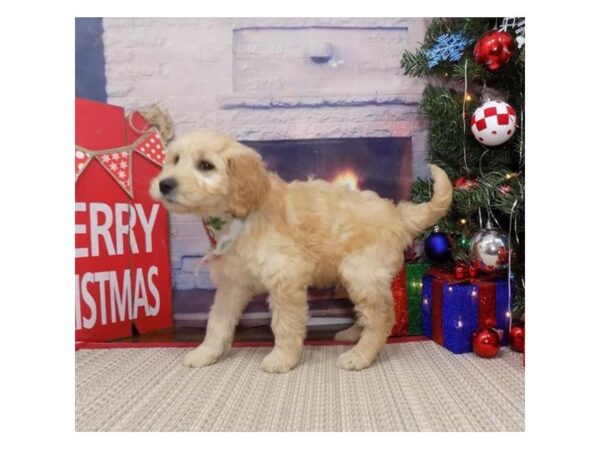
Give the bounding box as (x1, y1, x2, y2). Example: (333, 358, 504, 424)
(150, 129, 452, 373)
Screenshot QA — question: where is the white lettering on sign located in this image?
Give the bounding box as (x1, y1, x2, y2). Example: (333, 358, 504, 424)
(94, 271, 110, 326)
(110, 269, 132, 323)
(80, 272, 97, 329)
(133, 267, 148, 319)
(136, 204, 159, 253)
(128, 206, 139, 253)
(75, 202, 160, 258)
(75, 203, 89, 258)
(75, 265, 161, 330)
(75, 275, 82, 330)
(114, 203, 130, 256)
(147, 266, 160, 316)
(90, 203, 116, 257)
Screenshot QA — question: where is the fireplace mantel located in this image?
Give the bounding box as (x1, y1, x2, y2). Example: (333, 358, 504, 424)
(220, 93, 422, 110)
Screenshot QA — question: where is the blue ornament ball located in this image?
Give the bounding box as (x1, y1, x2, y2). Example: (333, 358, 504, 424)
(425, 232, 452, 262)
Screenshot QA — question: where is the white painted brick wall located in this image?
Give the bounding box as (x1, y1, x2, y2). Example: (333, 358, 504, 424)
(103, 17, 431, 290)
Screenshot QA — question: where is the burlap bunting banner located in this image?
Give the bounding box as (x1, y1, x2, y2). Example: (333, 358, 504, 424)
(74, 127, 166, 198)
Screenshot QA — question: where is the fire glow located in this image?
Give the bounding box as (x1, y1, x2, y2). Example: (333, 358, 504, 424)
(333, 169, 360, 191)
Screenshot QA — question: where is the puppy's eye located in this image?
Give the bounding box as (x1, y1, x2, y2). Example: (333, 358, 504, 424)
(173, 155, 180, 164)
(197, 160, 215, 171)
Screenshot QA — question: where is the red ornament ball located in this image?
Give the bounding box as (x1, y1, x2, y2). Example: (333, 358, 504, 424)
(473, 328, 501, 358)
(508, 324, 525, 353)
(474, 29, 515, 71)
(468, 266, 478, 278)
(454, 264, 467, 280)
(454, 176, 480, 190)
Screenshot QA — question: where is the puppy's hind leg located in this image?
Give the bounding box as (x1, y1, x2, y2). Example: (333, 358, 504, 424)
(337, 288, 394, 370)
(182, 284, 252, 368)
(337, 250, 397, 371)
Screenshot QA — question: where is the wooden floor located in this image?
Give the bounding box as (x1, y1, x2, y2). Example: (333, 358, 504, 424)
(114, 324, 350, 343)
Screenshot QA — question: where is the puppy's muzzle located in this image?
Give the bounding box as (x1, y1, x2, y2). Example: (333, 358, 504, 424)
(159, 178, 177, 195)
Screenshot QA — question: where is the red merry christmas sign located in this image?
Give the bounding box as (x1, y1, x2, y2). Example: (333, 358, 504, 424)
(75, 98, 172, 342)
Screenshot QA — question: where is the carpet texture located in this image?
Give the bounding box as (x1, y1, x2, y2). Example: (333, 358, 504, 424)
(75, 341, 524, 432)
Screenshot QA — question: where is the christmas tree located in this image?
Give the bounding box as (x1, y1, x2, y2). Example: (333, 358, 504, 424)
(401, 18, 525, 318)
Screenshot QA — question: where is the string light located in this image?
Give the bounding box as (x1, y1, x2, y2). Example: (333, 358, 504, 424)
(508, 199, 519, 334)
(461, 59, 470, 173)
(459, 218, 467, 225)
(464, 93, 473, 102)
(448, 286, 454, 292)
(471, 289, 477, 297)
(457, 320, 463, 328)
(423, 298, 429, 306)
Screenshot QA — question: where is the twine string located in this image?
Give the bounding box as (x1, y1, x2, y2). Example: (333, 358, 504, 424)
(128, 110, 151, 135)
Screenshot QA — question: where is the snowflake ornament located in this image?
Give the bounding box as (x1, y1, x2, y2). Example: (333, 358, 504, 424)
(500, 17, 525, 49)
(424, 32, 475, 68)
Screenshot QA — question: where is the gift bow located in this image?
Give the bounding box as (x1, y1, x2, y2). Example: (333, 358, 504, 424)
(426, 267, 505, 286)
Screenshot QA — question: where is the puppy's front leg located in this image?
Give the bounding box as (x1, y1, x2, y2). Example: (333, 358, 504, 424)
(182, 285, 252, 368)
(261, 285, 308, 373)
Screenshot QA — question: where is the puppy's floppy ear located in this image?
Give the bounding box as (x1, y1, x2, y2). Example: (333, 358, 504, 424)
(226, 152, 270, 219)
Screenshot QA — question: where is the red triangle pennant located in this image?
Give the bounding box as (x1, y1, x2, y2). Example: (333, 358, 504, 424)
(96, 149, 134, 198)
(133, 129, 166, 167)
(75, 148, 93, 181)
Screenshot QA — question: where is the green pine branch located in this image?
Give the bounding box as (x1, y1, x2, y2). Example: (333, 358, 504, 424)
(400, 49, 431, 79)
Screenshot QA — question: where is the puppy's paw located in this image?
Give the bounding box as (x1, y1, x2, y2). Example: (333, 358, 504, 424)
(260, 349, 299, 374)
(337, 350, 375, 371)
(334, 326, 362, 342)
(182, 347, 221, 368)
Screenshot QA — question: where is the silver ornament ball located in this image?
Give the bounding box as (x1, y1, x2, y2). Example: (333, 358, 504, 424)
(469, 227, 510, 273)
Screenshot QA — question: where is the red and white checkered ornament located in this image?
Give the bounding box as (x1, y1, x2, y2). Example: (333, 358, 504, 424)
(470, 100, 517, 146)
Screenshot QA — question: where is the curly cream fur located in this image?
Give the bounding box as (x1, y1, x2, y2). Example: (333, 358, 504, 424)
(150, 129, 452, 373)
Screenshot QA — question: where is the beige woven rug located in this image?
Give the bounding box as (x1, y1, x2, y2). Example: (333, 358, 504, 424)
(75, 341, 524, 432)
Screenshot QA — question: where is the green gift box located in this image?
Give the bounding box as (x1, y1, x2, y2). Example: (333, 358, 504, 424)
(391, 262, 430, 336)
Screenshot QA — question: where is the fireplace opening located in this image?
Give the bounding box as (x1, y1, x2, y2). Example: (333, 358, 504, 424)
(243, 137, 413, 202)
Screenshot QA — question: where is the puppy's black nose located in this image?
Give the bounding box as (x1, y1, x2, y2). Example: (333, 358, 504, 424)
(159, 178, 177, 195)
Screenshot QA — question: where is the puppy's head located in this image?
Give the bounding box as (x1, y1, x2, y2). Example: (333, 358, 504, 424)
(150, 129, 270, 218)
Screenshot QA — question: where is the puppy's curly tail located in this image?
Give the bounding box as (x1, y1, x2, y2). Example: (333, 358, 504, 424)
(397, 164, 453, 238)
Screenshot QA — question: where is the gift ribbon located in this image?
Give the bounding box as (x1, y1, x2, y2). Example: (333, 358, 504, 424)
(431, 277, 444, 345)
(477, 282, 497, 329)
